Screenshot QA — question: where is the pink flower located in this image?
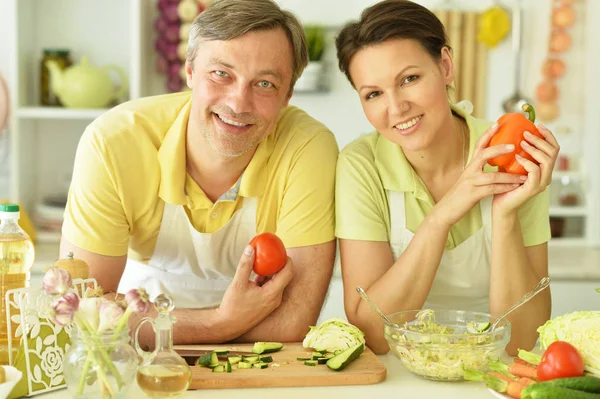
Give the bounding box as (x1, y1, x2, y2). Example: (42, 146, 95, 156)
(50, 292, 79, 326)
(98, 301, 125, 332)
(42, 267, 72, 296)
(125, 288, 151, 314)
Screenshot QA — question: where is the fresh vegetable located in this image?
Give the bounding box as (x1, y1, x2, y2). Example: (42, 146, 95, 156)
(252, 342, 284, 354)
(538, 312, 600, 377)
(486, 103, 545, 175)
(249, 233, 287, 276)
(302, 318, 366, 353)
(523, 385, 600, 399)
(531, 376, 600, 393)
(510, 362, 538, 380)
(326, 343, 365, 371)
(464, 367, 525, 399)
(537, 341, 585, 381)
(518, 349, 542, 366)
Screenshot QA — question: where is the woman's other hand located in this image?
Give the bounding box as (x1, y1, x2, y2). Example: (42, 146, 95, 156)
(433, 123, 527, 227)
(492, 124, 560, 216)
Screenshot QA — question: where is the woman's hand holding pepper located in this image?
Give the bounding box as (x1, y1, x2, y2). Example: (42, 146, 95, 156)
(491, 124, 560, 216)
(432, 123, 528, 227)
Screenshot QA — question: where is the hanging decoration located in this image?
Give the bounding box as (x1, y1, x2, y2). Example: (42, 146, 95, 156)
(154, 0, 211, 93)
(534, 0, 579, 122)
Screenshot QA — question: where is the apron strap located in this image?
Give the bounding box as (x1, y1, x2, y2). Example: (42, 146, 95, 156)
(388, 190, 406, 244)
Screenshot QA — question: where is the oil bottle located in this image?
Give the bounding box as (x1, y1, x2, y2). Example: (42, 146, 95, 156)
(135, 294, 191, 398)
(0, 204, 34, 365)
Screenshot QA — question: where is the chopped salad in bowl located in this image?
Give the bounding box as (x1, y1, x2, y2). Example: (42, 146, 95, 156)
(383, 309, 511, 381)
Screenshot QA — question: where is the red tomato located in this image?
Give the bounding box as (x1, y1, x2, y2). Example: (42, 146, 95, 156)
(537, 341, 585, 381)
(249, 233, 287, 276)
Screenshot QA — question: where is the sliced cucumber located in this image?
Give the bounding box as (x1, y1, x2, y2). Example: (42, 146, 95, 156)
(253, 362, 268, 369)
(467, 322, 491, 334)
(326, 343, 364, 371)
(212, 365, 225, 373)
(252, 342, 284, 354)
(227, 356, 242, 365)
(304, 360, 318, 366)
(197, 352, 219, 367)
(311, 352, 323, 360)
(259, 356, 273, 363)
(242, 355, 260, 364)
(296, 357, 311, 361)
(238, 361, 252, 369)
(317, 357, 328, 364)
(225, 361, 232, 373)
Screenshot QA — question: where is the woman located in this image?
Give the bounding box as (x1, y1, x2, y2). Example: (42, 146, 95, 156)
(334, 0, 559, 355)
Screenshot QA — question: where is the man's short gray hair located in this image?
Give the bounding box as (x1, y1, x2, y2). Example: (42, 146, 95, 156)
(187, 0, 308, 90)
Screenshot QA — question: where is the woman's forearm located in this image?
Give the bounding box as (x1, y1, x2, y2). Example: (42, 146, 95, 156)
(490, 212, 551, 355)
(353, 209, 451, 353)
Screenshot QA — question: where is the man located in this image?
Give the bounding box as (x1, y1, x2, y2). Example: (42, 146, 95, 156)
(60, 0, 338, 346)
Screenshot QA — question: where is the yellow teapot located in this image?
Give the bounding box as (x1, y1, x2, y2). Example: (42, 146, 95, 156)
(45, 56, 128, 109)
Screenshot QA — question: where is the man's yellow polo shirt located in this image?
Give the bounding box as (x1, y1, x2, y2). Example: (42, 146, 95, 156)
(335, 104, 551, 248)
(62, 92, 338, 259)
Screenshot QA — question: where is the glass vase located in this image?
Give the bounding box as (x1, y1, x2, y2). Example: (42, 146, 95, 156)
(62, 327, 138, 399)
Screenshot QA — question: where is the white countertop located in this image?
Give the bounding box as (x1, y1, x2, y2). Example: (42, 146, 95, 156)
(36, 353, 497, 399)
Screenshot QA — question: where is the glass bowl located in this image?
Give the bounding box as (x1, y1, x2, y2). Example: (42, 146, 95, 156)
(383, 309, 511, 382)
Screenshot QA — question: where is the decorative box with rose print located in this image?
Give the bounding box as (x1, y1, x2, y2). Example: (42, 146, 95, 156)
(5, 277, 97, 398)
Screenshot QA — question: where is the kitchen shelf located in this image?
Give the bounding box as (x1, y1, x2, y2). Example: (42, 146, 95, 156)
(16, 106, 109, 120)
(549, 206, 588, 217)
(552, 171, 582, 180)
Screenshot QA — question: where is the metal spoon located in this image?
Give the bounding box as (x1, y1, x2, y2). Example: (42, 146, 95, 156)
(356, 286, 395, 325)
(489, 276, 552, 332)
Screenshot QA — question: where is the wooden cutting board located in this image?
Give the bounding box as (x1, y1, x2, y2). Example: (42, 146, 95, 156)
(174, 342, 387, 389)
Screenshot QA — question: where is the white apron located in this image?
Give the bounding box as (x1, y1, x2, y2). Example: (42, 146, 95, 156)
(388, 191, 492, 312)
(117, 197, 257, 309)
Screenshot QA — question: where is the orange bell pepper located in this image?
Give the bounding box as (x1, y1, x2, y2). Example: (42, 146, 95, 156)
(487, 103, 544, 175)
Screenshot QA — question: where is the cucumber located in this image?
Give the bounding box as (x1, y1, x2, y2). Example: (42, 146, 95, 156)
(317, 357, 328, 365)
(237, 361, 252, 369)
(252, 342, 284, 354)
(212, 365, 225, 373)
(259, 356, 273, 363)
(253, 362, 268, 369)
(304, 360, 318, 366)
(197, 352, 219, 367)
(535, 377, 600, 393)
(326, 343, 364, 371)
(225, 361, 232, 373)
(227, 356, 242, 365)
(242, 355, 260, 364)
(311, 352, 323, 360)
(214, 349, 229, 355)
(296, 357, 311, 361)
(522, 386, 600, 399)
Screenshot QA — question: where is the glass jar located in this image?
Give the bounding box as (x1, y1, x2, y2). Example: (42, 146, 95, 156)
(63, 327, 138, 399)
(40, 49, 71, 106)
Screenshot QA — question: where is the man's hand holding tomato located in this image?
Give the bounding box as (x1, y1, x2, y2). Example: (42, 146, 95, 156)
(217, 233, 293, 332)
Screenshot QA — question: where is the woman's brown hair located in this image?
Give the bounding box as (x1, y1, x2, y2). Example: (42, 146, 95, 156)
(336, 0, 451, 87)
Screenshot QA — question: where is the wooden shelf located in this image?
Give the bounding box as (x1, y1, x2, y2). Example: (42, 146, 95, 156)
(16, 107, 109, 120)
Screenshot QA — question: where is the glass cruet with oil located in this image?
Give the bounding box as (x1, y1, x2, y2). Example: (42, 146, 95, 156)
(134, 293, 191, 398)
(0, 203, 34, 365)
